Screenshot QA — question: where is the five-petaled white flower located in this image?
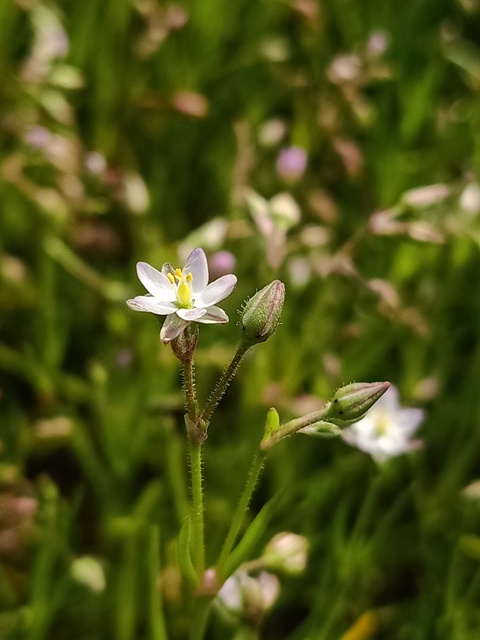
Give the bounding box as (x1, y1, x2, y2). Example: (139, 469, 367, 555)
(126, 248, 237, 344)
(341, 385, 424, 463)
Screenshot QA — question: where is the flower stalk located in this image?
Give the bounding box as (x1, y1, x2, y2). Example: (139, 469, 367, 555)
(217, 450, 266, 581)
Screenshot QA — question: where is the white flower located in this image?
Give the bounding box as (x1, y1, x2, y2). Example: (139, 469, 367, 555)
(341, 385, 424, 463)
(215, 570, 280, 622)
(126, 248, 237, 343)
(262, 532, 309, 575)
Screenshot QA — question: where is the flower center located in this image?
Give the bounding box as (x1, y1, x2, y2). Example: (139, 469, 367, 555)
(168, 268, 194, 308)
(374, 410, 390, 436)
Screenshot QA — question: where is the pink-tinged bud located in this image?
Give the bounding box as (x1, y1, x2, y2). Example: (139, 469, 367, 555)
(241, 280, 285, 346)
(262, 532, 309, 575)
(323, 381, 390, 427)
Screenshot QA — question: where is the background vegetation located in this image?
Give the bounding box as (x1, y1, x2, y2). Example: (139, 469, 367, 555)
(2, 0, 480, 638)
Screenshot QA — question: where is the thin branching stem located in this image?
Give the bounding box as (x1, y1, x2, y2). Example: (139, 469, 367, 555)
(217, 450, 266, 580)
(199, 342, 250, 427)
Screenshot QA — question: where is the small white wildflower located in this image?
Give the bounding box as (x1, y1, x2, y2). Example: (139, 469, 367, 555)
(216, 570, 280, 622)
(245, 189, 301, 269)
(127, 248, 237, 343)
(262, 532, 309, 575)
(70, 556, 106, 593)
(460, 183, 480, 215)
(341, 385, 424, 463)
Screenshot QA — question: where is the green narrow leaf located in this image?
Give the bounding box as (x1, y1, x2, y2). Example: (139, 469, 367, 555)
(177, 518, 200, 587)
(222, 496, 279, 581)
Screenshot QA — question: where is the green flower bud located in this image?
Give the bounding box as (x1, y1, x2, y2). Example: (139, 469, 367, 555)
(241, 280, 285, 346)
(263, 407, 280, 440)
(322, 381, 390, 427)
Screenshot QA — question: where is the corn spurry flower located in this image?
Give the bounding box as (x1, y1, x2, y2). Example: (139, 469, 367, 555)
(215, 570, 280, 624)
(126, 248, 237, 344)
(341, 385, 424, 463)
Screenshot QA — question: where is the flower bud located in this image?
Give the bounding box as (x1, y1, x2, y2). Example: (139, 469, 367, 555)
(322, 381, 390, 427)
(263, 407, 280, 440)
(240, 280, 285, 346)
(262, 532, 308, 575)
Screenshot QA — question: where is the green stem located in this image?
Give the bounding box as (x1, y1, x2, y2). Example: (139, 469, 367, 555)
(148, 526, 168, 640)
(189, 441, 205, 576)
(217, 451, 266, 580)
(199, 342, 250, 427)
(183, 355, 198, 425)
(190, 598, 213, 640)
(260, 408, 328, 451)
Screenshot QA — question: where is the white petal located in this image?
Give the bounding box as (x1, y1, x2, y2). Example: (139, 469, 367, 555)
(176, 308, 207, 321)
(196, 306, 229, 324)
(160, 314, 189, 343)
(394, 408, 425, 434)
(375, 385, 400, 412)
(137, 262, 176, 301)
(126, 296, 177, 315)
(194, 275, 237, 308)
(183, 248, 209, 293)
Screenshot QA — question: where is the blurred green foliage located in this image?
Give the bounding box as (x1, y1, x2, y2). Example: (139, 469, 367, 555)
(2, 0, 480, 638)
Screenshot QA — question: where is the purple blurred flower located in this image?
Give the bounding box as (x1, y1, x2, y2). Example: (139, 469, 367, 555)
(208, 251, 236, 279)
(276, 146, 308, 182)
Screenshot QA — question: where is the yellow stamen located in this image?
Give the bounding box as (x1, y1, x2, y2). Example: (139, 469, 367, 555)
(174, 268, 183, 279)
(167, 273, 175, 284)
(186, 272, 193, 283)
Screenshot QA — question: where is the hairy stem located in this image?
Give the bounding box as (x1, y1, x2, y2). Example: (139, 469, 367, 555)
(199, 342, 250, 427)
(217, 451, 266, 580)
(189, 441, 205, 576)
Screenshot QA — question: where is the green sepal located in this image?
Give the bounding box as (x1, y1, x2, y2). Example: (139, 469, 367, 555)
(177, 517, 199, 587)
(263, 407, 280, 440)
(299, 422, 342, 438)
(221, 496, 279, 581)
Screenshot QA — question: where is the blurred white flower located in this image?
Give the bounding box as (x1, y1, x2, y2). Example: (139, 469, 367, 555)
(216, 570, 280, 623)
(262, 532, 308, 575)
(127, 248, 237, 343)
(460, 183, 480, 215)
(246, 189, 301, 269)
(341, 385, 424, 463)
(70, 556, 106, 593)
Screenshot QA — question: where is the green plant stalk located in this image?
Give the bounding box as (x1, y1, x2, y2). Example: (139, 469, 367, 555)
(148, 525, 169, 640)
(260, 409, 328, 450)
(182, 351, 206, 576)
(190, 597, 213, 640)
(199, 341, 251, 427)
(116, 536, 139, 640)
(183, 354, 198, 426)
(217, 450, 266, 580)
(189, 440, 205, 577)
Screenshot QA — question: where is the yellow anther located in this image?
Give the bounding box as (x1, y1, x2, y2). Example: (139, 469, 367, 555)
(167, 273, 175, 284)
(186, 272, 193, 283)
(175, 268, 183, 279)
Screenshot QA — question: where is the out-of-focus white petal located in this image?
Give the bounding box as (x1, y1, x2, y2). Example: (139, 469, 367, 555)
(160, 314, 189, 343)
(197, 306, 229, 324)
(177, 307, 207, 321)
(183, 248, 209, 293)
(126, 296, 177, 315)
(194, 275, 237, 308)
(136, 262, 176, 301)
(395, 408, 425, 434)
